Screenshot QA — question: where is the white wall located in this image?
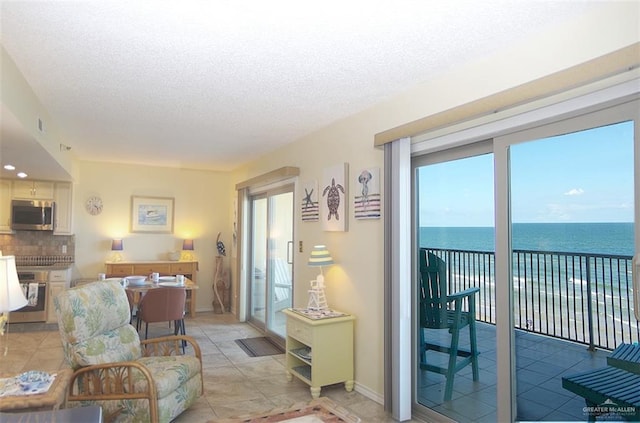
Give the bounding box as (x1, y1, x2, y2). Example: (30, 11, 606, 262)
(72, 161, 230, 312)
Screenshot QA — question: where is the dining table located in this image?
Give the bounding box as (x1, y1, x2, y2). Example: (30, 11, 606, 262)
(124, 277, 198, 318)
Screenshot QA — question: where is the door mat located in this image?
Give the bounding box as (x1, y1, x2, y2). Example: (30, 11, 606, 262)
(209, 397, 361, 422)
(235, 337, 284, 357)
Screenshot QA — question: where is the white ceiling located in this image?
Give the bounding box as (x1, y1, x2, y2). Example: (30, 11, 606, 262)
(0, 1, 603, 178)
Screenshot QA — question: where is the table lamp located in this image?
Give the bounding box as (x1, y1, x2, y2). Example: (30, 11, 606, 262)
(182, 239, 194, 261)
(307, 245, 334, 311)
(111, 239, 124, 262)
(0, 255, 28, 355)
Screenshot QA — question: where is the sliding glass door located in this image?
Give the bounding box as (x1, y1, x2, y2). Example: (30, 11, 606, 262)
(415, 149, 497, 421)
(499, 101, 638, 421)
(413, 98, 639, 421)
(248, 185, 294, 340)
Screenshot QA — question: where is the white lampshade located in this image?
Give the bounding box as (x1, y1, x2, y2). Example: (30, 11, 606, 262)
(307, 245, 334, 267)
(0, 256, 27, 312)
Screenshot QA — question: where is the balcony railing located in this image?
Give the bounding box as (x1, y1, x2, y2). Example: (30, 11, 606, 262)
(425, 248, 639, 351)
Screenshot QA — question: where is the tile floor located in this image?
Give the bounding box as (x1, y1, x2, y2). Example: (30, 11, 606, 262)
(2, 313, 404, 422)
(416, 322, 612, 422)
(5, 314, 613, 422)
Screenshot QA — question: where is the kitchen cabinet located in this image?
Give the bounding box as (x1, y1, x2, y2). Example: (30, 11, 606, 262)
(105, 261, 199, 317)
(283, 309, 355, 398)
(0, 179, 12, 233)
(46, 269, 70, 323)
(53, 182, 73, 235)
(12, 180, 54, 199)
(49, 269, 69, 284)
(46, 282, 66, 323)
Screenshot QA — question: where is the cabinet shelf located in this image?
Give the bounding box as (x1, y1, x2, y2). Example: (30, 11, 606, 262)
(291, 365, 312, 382)
(289, 347, 312, 364)
(283, 308, 354, 399)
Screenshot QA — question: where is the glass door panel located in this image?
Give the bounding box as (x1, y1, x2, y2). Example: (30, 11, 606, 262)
(416, 153, 497, 421)
(509, 120, 636, 421)
(248, 186, 294, 340)
(267, 191, 294, 338)
(249, 196, 267, 329)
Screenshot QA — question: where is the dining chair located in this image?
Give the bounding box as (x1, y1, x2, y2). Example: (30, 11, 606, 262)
(54, 280, 203, 422)
(136, 287, 187, 344)
(418, 248, 480, 401)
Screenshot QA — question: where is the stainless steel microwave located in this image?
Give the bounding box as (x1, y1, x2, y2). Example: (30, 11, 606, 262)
(11, 199, 55, 231)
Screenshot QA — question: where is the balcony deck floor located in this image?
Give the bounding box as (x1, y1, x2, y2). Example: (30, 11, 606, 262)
(417, 321, 613, 422)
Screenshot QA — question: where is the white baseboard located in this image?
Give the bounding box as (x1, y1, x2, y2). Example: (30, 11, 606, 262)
(354, 382, 384, 405)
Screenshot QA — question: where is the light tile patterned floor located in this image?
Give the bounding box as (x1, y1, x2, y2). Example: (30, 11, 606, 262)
(5, 315, 610, 422)
(2, 313, 402, 422)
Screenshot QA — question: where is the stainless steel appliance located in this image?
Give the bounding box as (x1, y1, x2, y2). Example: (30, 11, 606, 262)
(9, 270, 49, 323)
(10, 199, 55, 231)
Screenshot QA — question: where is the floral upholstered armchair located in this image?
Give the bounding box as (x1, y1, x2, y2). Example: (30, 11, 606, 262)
(54, 280, 203, 422)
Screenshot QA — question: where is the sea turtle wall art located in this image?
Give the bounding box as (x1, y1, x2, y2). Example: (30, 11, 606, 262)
(321, 163, 349, 231)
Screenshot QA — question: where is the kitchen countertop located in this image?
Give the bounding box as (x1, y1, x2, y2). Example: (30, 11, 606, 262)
(16, 264, 73, 272)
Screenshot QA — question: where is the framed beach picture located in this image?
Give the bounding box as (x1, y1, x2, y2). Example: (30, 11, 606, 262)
(321, 163, 348, 232)
(354, 167, 381, 219)
(130, 196, 174, 233)
(301, 180, 319, 222)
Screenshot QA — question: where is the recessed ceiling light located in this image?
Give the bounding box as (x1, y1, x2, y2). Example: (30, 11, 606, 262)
(17, 172, 27, 178)
(3, 164, 15, 170)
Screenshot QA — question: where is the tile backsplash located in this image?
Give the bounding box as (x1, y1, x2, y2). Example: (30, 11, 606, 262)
(0, 232, 75, 258)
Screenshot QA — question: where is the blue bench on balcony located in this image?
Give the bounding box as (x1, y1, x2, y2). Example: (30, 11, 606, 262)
(607, 343, 640, 373)
(562, 343, 640, 422)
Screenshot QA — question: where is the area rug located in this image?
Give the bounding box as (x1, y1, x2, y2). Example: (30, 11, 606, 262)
(210, 397, 361, 423)
(235, 337, 285, 357)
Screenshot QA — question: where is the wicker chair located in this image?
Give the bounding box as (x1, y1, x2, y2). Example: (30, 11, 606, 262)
(54, 280, 203, 422)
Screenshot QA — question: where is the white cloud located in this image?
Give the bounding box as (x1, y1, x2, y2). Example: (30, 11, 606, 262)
(564, 188, 584, 196)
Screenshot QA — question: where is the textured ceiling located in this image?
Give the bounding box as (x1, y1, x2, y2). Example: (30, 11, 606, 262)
(0, 1, 602, 174)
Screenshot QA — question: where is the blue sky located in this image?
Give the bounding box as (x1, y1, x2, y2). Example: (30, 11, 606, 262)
(418, 120, 634, 227)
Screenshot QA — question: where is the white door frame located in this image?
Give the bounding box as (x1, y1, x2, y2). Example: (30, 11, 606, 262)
(398, 73, 639, 422)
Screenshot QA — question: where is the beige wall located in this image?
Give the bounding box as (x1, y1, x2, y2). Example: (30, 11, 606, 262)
(230, 1, 639, 401)
(231, 114, 386, 400)
(1, 0, 637, 404)
(71, 161, 230, 312)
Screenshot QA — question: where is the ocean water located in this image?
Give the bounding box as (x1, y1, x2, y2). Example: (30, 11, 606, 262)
(419, 222, 634, 257)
